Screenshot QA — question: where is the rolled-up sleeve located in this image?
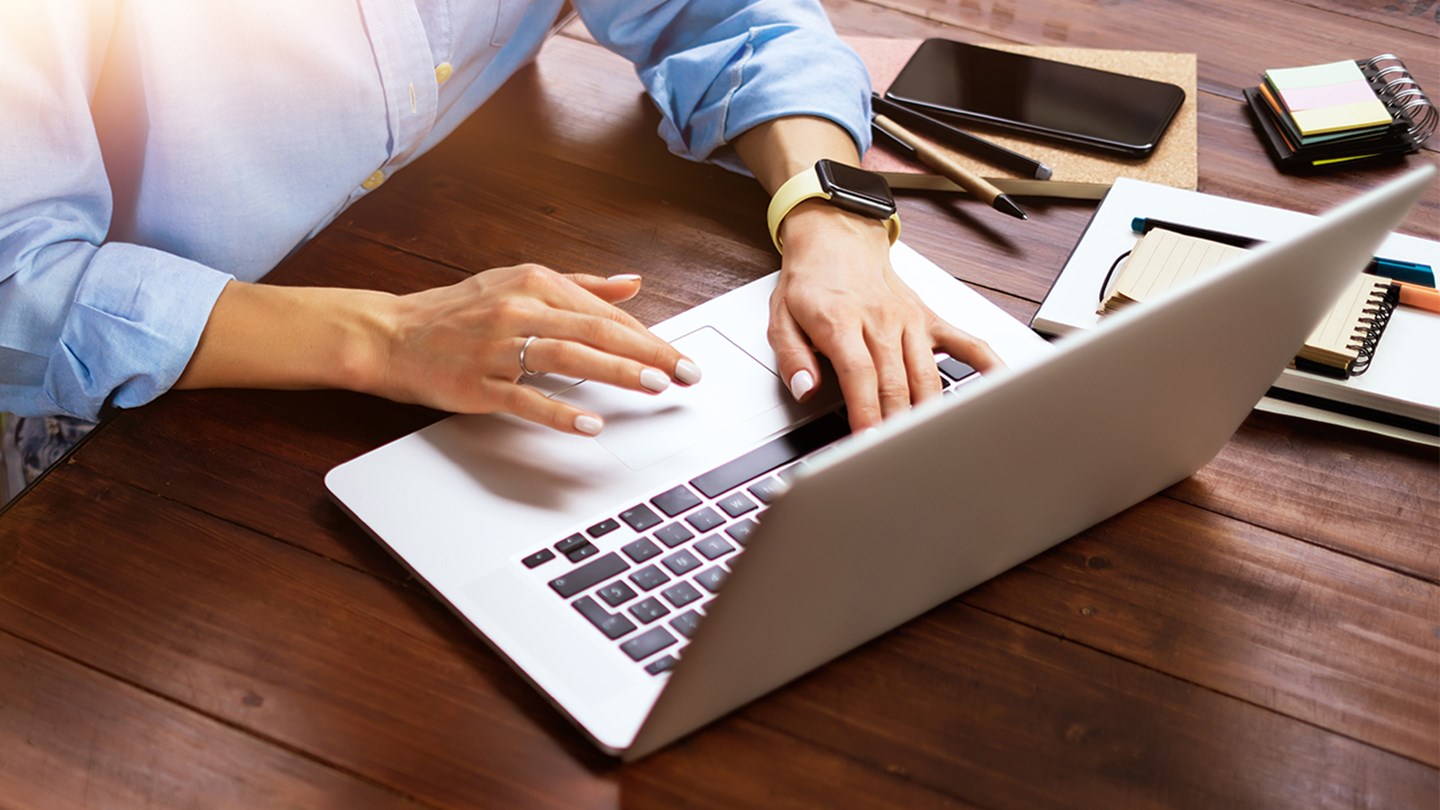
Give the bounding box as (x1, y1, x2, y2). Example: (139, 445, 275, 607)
(576, 0, 872, 171)
(0, 3, 232, 420)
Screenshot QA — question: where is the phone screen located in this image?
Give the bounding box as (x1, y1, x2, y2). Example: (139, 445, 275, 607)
(884, 39, 1186, 156)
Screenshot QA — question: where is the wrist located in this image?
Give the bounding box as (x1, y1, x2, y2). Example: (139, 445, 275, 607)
(777, 200, 894, 256)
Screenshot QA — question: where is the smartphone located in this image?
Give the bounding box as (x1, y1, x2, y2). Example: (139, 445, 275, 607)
(884, 39, 1186, 157)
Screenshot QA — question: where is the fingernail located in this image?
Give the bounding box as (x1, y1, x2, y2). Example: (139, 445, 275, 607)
(608, 273, 642, 283)
(574, 414, 604, 435)
(640, 367, 671, 393)
(675, 358, 702, 385)
(789, 369, 814, 401)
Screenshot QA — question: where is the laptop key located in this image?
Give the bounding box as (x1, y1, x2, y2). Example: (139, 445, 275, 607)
(620, 503, 663, 532)
(653, 522, 696, 548)
(645, 655, 678, 675)
(629, 564, 671, 591)
(725, 518, 758, 546)
(660, 580, 703, 608)
(661, 549, 702, 577)
(938, 356, 977, 383)
(587, 518, 621, 538)
(565, 542, 599, 563)
(621, 626, 677, 661)
(522, 549, 556, 568)
(694, 534, 735, 560)
(573, 596, 637, 640)
(695, 566, 728, 594)
(596, 580, 638, 607)
(628, 597, 671, 625)
(717, 492, 757, 518)
(669, 610, 702, 639)
(621, 537, 662, 563)
(549, 552, 629, 599)
(685, 507, 726, 533)
(651, 485, 702, 517)
(554, 533, 588, 554)
(746, 476, 785, 504)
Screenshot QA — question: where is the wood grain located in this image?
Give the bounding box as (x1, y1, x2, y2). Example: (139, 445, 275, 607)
(1, 1, 1437, 806)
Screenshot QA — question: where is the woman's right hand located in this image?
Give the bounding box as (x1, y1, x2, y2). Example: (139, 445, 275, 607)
(178, 264, 699, 435)
(370, 264, 700, 434)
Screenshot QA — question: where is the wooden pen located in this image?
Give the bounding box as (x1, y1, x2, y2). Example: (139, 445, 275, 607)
(872, 114, 1028, 220)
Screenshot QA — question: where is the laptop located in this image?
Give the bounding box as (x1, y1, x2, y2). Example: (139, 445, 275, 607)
(326, 166, 1433, 760)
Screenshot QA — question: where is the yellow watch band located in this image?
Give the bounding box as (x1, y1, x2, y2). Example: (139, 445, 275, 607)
(765, 163, 902, 254)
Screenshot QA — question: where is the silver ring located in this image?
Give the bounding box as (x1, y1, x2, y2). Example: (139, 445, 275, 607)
(518, 335, 541, 378)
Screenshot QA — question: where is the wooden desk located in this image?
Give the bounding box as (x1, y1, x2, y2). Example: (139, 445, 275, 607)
(3, 2, 1436, 806)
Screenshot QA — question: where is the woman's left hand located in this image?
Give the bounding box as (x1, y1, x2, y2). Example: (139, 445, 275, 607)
(769, 202, 1002, 432)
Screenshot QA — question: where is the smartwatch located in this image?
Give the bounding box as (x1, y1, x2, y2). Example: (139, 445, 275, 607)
(766, 159, 901, 253)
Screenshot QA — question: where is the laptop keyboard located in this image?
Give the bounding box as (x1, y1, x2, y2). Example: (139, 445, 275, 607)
(518, 356, 979, 675)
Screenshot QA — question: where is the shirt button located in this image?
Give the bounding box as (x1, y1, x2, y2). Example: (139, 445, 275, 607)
(361, 170, 386, 191)
(434, 62, 453, 85)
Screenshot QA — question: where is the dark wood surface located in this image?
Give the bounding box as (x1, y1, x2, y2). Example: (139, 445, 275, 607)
(3, 2, 1437, 807)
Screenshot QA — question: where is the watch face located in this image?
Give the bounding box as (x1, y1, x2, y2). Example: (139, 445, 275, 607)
(815, 160, 897, 220)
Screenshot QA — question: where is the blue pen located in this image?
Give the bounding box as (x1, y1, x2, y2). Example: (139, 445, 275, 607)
(1130, 217, 1436, 287)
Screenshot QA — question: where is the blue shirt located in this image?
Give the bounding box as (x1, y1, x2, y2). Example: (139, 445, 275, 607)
(0, 1, 870, 420)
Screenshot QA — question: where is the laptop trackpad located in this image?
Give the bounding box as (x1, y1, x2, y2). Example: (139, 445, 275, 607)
(553, 326, 784, 470)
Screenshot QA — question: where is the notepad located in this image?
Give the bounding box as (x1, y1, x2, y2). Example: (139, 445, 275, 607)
(1100, 229, 1399, 377)
(1245, 55, 1434, 172)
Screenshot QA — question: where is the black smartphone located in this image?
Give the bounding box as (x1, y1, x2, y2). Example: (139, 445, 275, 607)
(884, 39, 1186, 157)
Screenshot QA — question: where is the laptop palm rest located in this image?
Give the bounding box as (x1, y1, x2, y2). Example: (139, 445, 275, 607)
(554, 327, 786, 470)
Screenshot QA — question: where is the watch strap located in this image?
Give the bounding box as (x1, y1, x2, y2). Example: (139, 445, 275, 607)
(766, 165, 901, 254)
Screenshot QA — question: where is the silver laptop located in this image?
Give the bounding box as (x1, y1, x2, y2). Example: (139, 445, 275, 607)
(327, 166, 1433, 760)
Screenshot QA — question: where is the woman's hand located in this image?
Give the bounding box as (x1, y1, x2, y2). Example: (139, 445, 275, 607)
(178, 265, 699, 436)
(373, 265, 699, 434)
(770, 203, 1001, 432)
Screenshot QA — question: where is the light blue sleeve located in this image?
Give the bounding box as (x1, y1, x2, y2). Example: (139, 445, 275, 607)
(0, 4, 232, 420)
(575, 0, 873, 172)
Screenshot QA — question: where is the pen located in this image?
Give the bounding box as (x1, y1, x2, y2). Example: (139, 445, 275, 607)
(1395, 279, 1440, 314)
(874, 114, 1028, 220)
(871, 93, 1053, 180)
(1130, 217, 1437, 287)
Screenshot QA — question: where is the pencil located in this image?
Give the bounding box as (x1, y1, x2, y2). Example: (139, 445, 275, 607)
(873, 114, 1028, 220)
(871, 93, 1053, 180)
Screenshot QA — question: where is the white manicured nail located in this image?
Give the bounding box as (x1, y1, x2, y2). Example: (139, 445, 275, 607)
(789, 369, 815, 401)
(675, 358, 702, 385)
(608, 273, 642, 282)
(574, 414, 604, 435)
(640, 367, 670, 393)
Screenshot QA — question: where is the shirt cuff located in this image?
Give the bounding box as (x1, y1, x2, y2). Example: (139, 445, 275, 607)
(44, 243, 233, 420)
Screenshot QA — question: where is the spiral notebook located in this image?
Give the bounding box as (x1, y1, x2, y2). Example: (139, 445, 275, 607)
(1033, 178, 1440, 445)
(1245, 54, 1436, 172)
(1099, 228, 1399, 378)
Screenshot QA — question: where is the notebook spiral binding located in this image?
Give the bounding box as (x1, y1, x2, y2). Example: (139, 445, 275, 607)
(1361, 54, 1437, 147)
(1346, 281, 1400, 376)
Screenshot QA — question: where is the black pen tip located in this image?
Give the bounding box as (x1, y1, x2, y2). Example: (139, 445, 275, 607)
(994, 194, 1028, 220)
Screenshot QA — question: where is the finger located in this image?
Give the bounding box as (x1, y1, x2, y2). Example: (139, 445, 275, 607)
(490, 379, 607, 436)
(515, 337, 680, 395)
(864, 326, 914, 419)
(568, 273, 643, 304)
(766, 298, 821, 402)
(520, 309, 700, 386)
(825, 335, 883, 433)
(902, 328, 944, 404)
(933, 320, 1004, 374)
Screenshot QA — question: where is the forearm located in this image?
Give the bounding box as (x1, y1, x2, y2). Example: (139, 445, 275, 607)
(175, 280, 391, 394)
